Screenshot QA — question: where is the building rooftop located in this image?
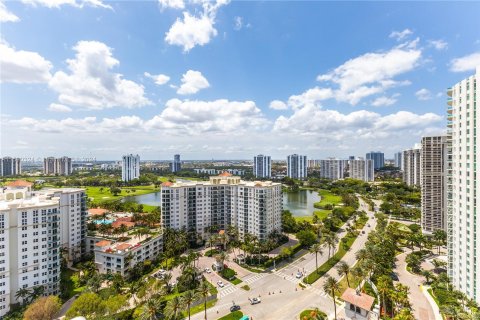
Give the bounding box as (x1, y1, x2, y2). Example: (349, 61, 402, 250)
(95, 240, 112, 247)
(161, 174, 280, 188)
(5, 180, 33, 187)
(341, 288, 375, 311)
(89, 208, 109, 216)
(218, 171, 232, 177)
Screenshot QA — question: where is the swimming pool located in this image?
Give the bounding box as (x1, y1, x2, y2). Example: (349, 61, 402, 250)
(94, 219, 114, 225)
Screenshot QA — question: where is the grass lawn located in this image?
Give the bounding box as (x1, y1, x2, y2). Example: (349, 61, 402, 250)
(294, 209, 332, 223)
(299, 309, 327, 320)
(187, 299, 217, 317)
(218, 311, 244, 320)
(86, 185, 159, 202)
(241, 284, 250, 291)
(315, 189, 342, 207)
(337, 273, 362, 297)
(60, 268, 84, 300)
(231, 278, 242, 285)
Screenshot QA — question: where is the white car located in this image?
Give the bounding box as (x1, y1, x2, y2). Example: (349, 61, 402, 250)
(296, 272, 303, 279)
(217, 281, 225, 288)
(205, 268, 211, 274)
(249, 297, 261, 305)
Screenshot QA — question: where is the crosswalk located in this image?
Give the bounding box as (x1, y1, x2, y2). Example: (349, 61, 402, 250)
(242, 273, 267, 285)
(273, 269, 302, 285)
(218, 285, 239, 298)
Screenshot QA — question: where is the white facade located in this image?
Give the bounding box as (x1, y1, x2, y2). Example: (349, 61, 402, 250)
(421, 136, 448, 234)
(287, 154, 307, 179)
(402, 147, 421, 186)
(319, 159, 345, 180)
(394, 152, 403, 170)
(0, 157, 22, 176)
(447, 68, 480, 303)
(253, 155, 271, 178)
(0, 184, 87, 316)
(349, 159, 374, 182)
(122, 154, 140, 182)
(161, 173, 282, 241)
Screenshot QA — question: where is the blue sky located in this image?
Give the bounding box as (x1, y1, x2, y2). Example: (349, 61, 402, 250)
(1, 0, 480, 160)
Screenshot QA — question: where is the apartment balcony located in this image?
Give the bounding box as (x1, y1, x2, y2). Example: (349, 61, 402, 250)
(447, 105, 453, 114)
(447, 87, 453, 97)
(447, 97, 453, 106)
(447, 114, 453, 121)
(447, 121, 453, 128)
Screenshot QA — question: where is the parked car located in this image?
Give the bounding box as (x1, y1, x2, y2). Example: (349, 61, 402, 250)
(296, 272, 303, 279)
(230, 305, 241, 312)
(205, 268, 211, 273)
(249, 297, 261, 305)
(217, 281, 225, 288)
(390, 272, 399, 281)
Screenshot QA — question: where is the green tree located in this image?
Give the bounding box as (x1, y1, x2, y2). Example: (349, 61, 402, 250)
(66, 292, 105, 319)
(165, 295, 183, 320)
(377, 275, 393, 316)
(336, 261, 351, 287)
(323, 276, 340, 320)
(296, 230, 317, 247)
(196, 281, 212, 320)
(138, 298, 163, 320)
(104, 294, 127, 315)
(181, 290, 198, 320)
(310, 243, 324, 274)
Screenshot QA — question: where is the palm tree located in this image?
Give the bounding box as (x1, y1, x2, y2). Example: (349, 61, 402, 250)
(163, 273, 173, 293)
(377, 275, 392, 316)
(15, 287, 31, 304)
(165, 295, 183, 320)
(393, 308, 415, 320)
(181, 290, 198, 320)
(325, 233, 339, 258)
(139, 298, 163, 320)
(310, 243, 324, 274)
(336, 261, 351, 287)
(197, 281, 211, 320)
(323, 276, 340, 320)
(422, 270, 434, 284)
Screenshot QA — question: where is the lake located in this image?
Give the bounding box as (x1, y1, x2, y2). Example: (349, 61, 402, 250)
(126, 189, 320, 217)
(283, 189, 321, 217)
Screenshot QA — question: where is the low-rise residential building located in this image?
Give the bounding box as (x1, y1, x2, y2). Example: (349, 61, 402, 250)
(93, 233, 163, 276)
(161, 173, 282, 241)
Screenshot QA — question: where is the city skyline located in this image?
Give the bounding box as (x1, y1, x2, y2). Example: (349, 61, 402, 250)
(1, 1, 480, 159)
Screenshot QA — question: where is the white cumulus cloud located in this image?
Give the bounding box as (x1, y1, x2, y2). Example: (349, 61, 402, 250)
(0, 1, 19, 22)
(177, 70, 210, 95)
(0, 40, 52, 83)
(316, 42, 421, 105)
(144, 72, 170, 85)
(164, 0, 229, 52)
(371, 96, 397, 107)
(158, 0, 184, 10)
(428, 39, 448, 50)
(49, 40, 151, 110)
(415, 88, 432, 101)
(389, 29, 413, 41)
(269, 100, 288, 110)
(48, 103, 72, 112)
(21, 0, 111, 9)
(450, 52, 480, 72)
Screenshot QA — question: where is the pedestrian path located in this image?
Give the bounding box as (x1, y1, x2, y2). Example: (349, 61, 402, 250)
(273, 269, 302, 285)
(242, 273, 267, 285)
(218, 284, 239, 298)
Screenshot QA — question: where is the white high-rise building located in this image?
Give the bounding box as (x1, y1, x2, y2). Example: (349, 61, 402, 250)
(253, 155, 271, 178)
(160, 172, 282, 241)
(319, 159, 345, 180)
(394, 152, 403, 170)
(287, 154, 307, 179)
(348, 159, 374, 182)
(447, 68, 480, 303)
(0, 157, 22, 176)
(0, 181, 87, 316)
(122, 154, 140, 182)
(402, 147, 421, 186)
(421, 136, 448, 234)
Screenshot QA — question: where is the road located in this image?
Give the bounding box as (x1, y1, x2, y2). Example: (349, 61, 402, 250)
(395, 251, 436, 320)
(190, 197, 379, 320)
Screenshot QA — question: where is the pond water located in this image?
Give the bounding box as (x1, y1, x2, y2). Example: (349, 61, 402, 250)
(282, 189, 321, 217)
(125, 189, 320, 217)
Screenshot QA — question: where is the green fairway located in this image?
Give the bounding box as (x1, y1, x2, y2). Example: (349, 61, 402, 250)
(294, 209, 331, 222)
(86, 185, 158, 202)
(317, 189, 342, 206)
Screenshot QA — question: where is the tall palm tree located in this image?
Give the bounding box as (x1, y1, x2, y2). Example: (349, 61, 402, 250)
(309, 243, 324, 274)
(165, 295, 183, 320)
(325, 233, 339, 258)
(162, 273, 173, 293)
(377, 275, 392, 316)
(336, 261, 351, 287)
(181, 290, 198, 320)
(323, 276, 340, 320)
(15, 287, 31, 304)
(139, 298, 162, 320)
(197, 281, 211, 320)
